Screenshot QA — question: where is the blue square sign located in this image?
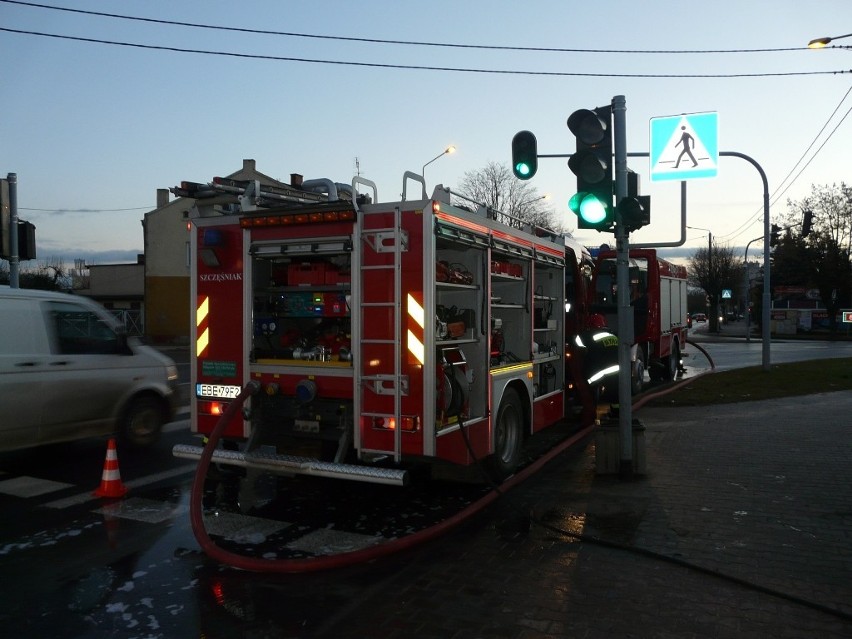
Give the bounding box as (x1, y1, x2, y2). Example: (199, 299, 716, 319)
(650, 112, 718, 182)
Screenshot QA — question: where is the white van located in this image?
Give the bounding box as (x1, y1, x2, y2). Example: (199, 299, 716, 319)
(0, 286, 179, 452)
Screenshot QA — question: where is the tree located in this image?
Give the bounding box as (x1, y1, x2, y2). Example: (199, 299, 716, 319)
(780, 183, 852, 330)
(687, 242, 742, 332)
(783, 182, 852, 254)
(454, 162, 564, 233)
(70, 258, 90, 291)
(770, 228, 810, 287)
(809, 234, 852, 331)
(0, 257, 68, 290)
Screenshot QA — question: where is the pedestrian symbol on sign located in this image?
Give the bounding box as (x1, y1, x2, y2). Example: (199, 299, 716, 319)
(674, 127, 698, 168)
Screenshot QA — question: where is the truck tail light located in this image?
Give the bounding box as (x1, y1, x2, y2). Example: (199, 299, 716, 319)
(200, 401, 226, 416)
(372, 416, 419, 432)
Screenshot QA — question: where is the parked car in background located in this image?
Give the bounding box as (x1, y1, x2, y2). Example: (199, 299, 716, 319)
(692, 312, 707, 323)
(0, 286, 179, 452)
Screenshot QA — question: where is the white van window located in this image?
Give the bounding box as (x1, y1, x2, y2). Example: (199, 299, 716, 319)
(0, 298, 40, 354)
(45, 301, 118, 355)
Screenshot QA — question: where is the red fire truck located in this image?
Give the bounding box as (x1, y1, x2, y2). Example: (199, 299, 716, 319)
(591, 248, 688, 394)
(171, 172, 615, 486)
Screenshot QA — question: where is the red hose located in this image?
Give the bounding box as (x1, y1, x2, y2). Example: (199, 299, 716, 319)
(189, 382, 596, 573)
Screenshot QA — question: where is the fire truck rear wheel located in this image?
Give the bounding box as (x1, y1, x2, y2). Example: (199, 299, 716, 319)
(664, 340, 680, 380)
(487, 387, 523, 481)
(631, 351, 645, 395)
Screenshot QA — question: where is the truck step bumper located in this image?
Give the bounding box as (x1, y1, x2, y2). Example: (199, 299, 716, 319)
(172, 444, 408, 486)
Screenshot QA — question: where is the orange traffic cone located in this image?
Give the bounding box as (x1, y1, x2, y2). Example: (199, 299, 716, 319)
(94, 438, 128, 498)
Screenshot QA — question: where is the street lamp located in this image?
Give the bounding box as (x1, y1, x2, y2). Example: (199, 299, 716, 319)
(743, 235, 763, 343)
(519, 193, 551, 207)
(808, 32, 852, 48)
(421, 145, 456, 198)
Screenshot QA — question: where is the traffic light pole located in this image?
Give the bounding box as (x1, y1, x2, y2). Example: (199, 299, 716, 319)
(7, 173, 19, 289)
(612, 95, 635, 480)
(720, 152, 771, 372)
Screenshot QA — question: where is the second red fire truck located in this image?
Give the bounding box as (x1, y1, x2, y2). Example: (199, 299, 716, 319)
(592, 248, 688, 394)
(172, 171, 618, 486)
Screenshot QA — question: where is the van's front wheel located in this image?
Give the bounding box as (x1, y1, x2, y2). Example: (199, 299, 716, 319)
(121, 396, 164, 447)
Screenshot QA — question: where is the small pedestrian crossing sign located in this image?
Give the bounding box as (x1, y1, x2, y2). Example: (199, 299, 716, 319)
(650, 112, 718, 182)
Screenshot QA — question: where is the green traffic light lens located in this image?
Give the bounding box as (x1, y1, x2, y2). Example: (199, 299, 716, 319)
(568, 192, 583, 214)
(579, 194, 607, 224)
(515, 162, 531, 177)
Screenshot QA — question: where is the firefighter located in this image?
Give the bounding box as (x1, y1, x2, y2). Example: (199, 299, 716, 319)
(570, 313, 620, 424)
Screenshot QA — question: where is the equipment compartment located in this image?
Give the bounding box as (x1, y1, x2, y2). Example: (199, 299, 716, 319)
(251, 253, 353, 364)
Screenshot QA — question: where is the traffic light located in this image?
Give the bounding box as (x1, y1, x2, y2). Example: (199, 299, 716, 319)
(567, 105, 613, 231)
(511, 130, 538, 180)
(770, 223, 781, 247)
(617, 169, 650, 232)
(618, 195, 650, 232)
(17, 221, 36, 261)
(802, 210, 814, 237)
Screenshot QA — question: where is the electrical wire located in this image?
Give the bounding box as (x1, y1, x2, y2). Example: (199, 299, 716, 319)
(767, 103, 852, 206)
(716, 85, 852, 243)
(0, 0, 814, 55)
(1, 28, 849, 79)
(766, 86, 852, 206)
(20, 206, 151, 212)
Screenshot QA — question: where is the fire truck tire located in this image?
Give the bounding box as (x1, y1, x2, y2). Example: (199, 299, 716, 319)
(120, 395, 165, 447)
(631, 351, 645, 395)
(486, 387, 523, 481)
(664, 340, 680, 380)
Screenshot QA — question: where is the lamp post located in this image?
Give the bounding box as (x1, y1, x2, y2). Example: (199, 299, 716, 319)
(514, 193, 551, 228)
(808, 32, 852, 48)
(743, 235, 763, 343)
(687, 225, 714, 329)
(518, 193, 551, 211)
(421, 145, 456, 198)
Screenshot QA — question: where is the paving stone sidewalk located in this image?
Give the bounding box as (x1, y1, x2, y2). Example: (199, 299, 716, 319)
(319, 391, 852, 638)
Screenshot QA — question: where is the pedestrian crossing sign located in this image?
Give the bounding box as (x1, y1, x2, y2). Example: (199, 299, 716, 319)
(650, 112, 718, 182)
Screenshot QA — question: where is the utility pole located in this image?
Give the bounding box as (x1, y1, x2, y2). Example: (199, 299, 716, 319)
(611, 96, 635, 480)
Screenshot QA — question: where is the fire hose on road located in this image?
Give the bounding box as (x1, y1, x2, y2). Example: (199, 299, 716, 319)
(189, 340, 714, 573)
(189, 381, 596, 573)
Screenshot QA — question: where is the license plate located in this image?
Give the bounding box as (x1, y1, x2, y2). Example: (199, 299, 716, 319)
(294, 419, 320, 433)
(196, 383, 241, 399)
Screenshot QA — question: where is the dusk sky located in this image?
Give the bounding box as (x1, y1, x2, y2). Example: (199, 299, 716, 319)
(1, 0, 850, 265)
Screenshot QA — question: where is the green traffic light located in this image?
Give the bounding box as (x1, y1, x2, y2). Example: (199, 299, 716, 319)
(511, 130, 538, 180)
(568, 192, 583, 214)
(569, 192, 608, 225)
(579, 195, 607, 224)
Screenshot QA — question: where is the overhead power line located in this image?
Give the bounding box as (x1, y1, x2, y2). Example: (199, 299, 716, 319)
(0, 0, 811, 55)
(21, 206, 151, 213)
(1, 28, 849, 79)
(766, 87, 852, 204)
(716, 84, 852, 243)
